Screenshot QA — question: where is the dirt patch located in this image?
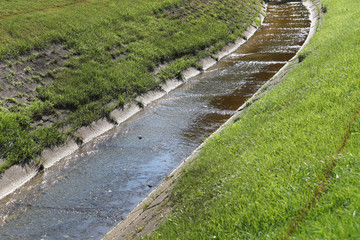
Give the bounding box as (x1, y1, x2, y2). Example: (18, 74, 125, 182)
(0, 44, 68, 104)
(0, 44, 69, 127)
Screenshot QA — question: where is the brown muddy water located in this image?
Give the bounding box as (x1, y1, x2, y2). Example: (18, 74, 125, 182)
(0, 1, 310, 239)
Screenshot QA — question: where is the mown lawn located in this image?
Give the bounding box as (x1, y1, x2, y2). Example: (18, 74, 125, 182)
(0, 0, 261, 172)
(147, 0, 360, 238)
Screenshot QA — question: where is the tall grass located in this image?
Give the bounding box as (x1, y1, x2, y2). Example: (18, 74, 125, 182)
(0, 0, 261, 172)
(147, 0, 360, 238)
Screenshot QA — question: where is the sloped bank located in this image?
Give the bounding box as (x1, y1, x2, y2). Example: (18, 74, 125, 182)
(129, 0, 360, 238)
(0, 2, 265, 201)
(103, 0, 321, 239)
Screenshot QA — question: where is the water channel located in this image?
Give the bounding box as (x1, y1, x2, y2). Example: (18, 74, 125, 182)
(0, 1, 310, 239)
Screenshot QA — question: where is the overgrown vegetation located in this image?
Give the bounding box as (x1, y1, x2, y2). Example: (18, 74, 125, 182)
(147, 0, 360, 238)
(0, 0, 261, 172)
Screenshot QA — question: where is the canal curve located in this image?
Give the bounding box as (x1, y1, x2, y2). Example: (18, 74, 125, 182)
(0, 1, 310, 239)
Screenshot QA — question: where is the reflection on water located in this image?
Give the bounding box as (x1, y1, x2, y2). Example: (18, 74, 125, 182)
(0, 1, 310, 239)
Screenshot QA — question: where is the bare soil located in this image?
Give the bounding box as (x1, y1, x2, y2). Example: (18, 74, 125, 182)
(0, 44, 69, 127)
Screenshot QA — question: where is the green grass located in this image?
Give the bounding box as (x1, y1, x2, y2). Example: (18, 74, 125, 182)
(0, 111, 64, 173)
(147, 0, 360, 239)
(291, 116, 360, 239)
(0, 0, 261, 172)
(0, 0, 79, 16)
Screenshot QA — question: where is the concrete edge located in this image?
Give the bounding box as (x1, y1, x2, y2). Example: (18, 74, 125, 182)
(0, 164, 38, 200)
(102, 0, 322, 239)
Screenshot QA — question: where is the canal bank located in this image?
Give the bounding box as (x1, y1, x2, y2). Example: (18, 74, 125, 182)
(0, 0, 321, 239)
(0, 0, 315, 238)
(103, 0, 320, 239)
(133, 0, 360, 237)
(0, 2, 266, 202)
(0, 1, 269, 239)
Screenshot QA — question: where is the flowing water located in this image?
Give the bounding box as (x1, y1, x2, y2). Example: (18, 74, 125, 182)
(0, 1, 310, 239)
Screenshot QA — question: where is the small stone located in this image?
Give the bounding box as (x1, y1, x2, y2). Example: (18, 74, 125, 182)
(138, 135, 143, 139)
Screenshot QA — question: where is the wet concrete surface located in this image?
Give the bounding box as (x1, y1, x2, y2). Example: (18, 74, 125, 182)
(0, 1, 310, 239)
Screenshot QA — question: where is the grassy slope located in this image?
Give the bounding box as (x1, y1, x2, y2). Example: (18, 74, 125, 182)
(0, 0, 261, 172)
(291, 116, 360, 238)
(147, 0, 360, 239)
(0, 0, 78, 16)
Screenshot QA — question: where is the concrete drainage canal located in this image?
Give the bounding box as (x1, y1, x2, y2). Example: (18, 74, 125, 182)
(0, 1, 311, 239)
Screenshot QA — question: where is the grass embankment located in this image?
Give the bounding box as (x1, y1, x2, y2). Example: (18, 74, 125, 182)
(0, 0, 262, 173)
(147, 0, 360, 238)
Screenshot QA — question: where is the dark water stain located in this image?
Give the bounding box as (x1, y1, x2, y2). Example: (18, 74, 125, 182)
(0, 1, 310, 239)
